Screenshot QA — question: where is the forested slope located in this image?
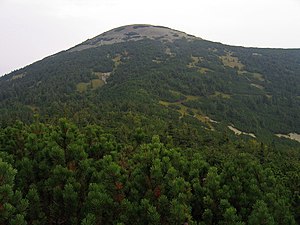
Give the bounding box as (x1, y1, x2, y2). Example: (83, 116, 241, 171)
(0, 119, 299, 224)
(1, 29, 300, 141)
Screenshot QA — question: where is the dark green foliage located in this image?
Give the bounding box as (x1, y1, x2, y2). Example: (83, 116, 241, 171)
(0, 119, 299, 224)
(1, 37, 300, 139)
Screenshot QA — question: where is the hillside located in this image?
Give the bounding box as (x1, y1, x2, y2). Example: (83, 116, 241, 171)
(1, 25, 300, 142)
(0, 25, 299, 224)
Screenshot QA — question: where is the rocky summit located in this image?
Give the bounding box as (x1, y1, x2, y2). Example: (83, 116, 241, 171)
(69, 24, 198, 52)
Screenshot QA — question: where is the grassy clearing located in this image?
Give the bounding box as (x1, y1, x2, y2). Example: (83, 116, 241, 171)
(252, 73, 265, 81)
(187, 56, 212, 75)
(93, 72, 111, 84)
(177, 104, 189, 117)
(220, 52, 244, 70)
(113, 54, 122, 67)
(91, 79, 104, 89)
(194, 114, 215, 130)
(159, 100, 170, 106)
(198, 67, 212, 74)
(186, 95, 200, 101)
(76, 82, 89, 93)
(187, 56, 203, 68)
(11, 73, 26, 80)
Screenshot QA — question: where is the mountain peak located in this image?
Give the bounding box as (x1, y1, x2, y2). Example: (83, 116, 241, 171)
(69, 24, 199, 52)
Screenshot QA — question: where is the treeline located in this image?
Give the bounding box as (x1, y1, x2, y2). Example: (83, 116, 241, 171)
(0, 119, 299, 224)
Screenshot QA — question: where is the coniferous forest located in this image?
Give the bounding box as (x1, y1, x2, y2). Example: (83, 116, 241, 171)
(0, 25, 299, 224)
(1, 118, 299, 224)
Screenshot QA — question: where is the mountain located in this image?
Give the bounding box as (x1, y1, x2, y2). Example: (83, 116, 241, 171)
(1, 24, 300, 142)
(0, 25, 299, 224)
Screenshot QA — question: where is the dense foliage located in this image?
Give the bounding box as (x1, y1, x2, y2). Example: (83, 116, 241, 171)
(1, 38, 300, 139)
(0, 119, 299, 224)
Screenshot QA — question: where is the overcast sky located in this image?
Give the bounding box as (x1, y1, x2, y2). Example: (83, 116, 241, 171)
(1, 0, 300, 76)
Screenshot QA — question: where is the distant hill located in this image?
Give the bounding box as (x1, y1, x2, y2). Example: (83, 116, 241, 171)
(1, 24, 300, 143)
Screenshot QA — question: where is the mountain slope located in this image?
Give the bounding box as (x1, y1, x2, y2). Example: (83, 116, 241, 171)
(1, 24, 300, 143)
